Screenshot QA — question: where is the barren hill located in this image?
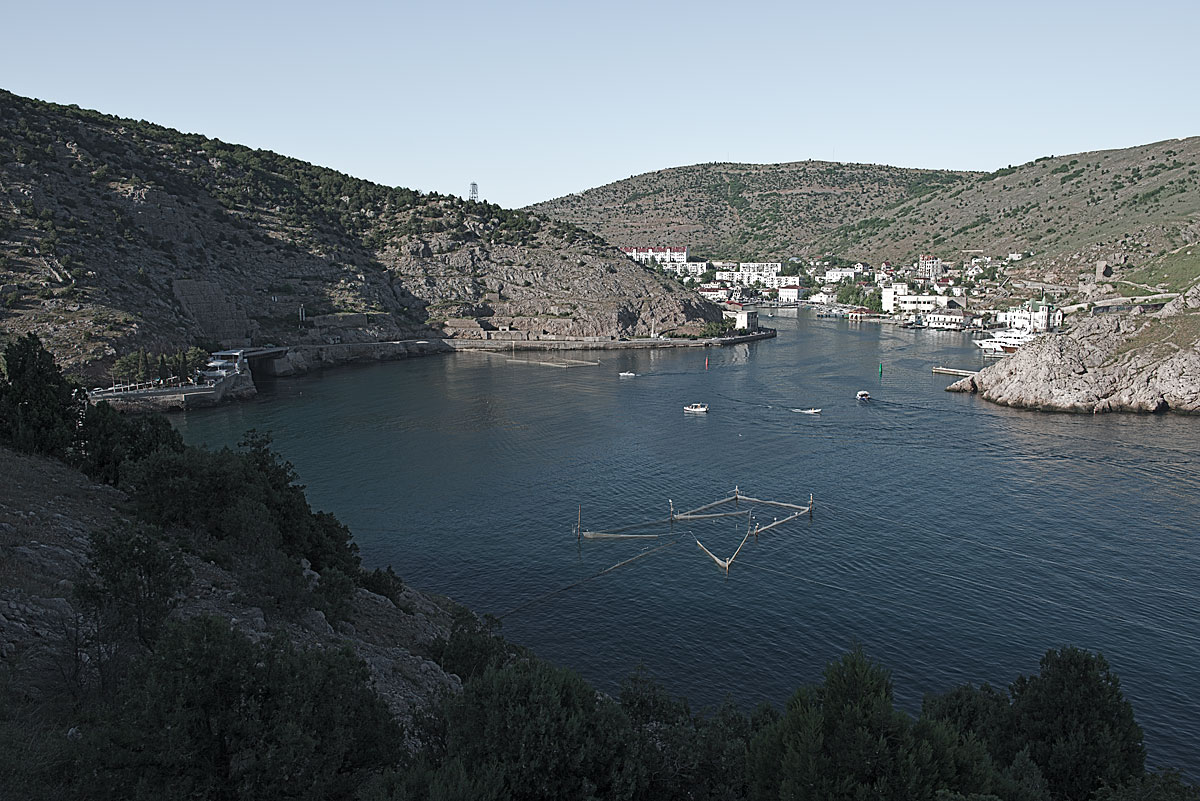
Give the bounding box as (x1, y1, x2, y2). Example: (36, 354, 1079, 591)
(812, 138, 1200, 280)
(527, 141, 1200, 283)
(0, 90, 719, 378)
(526, 161, 969, 261)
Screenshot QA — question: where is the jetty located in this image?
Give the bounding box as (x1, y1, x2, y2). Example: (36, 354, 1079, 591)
(932, 367, 978, 377)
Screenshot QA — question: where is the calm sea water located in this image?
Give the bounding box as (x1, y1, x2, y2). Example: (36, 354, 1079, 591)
(176, 310, 1200, 776)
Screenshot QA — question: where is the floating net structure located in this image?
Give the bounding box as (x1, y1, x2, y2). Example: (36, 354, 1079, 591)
(502, 488, 813, 618)
(578, 486, 814, 575)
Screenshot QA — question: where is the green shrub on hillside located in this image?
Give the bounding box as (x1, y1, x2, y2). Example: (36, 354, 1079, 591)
(77, 616, 401, 801)
(0, 332, 81, 459)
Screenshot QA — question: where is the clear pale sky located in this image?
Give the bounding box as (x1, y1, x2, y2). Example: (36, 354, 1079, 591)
(3, 0, 1197, 209)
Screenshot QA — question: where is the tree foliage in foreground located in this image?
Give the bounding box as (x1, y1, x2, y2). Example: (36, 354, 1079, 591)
(748, 648, 994, 801)
(78, 617, 401, 801)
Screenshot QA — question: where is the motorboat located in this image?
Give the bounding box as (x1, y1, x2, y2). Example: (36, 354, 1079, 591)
(856, 391, 871, 401)
(973, 329, 1040, 355)
(683, 403, 709, 414)
(618, 371, 636, 377)
(793, 408, 821, 414)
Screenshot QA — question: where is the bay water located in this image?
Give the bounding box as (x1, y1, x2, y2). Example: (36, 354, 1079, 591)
(175, 309, 1200, 775)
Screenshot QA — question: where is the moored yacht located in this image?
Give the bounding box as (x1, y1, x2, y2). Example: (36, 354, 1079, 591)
(974, 329, 1041, 355)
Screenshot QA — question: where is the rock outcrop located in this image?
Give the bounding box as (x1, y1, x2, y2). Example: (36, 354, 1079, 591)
(948, 285, 1200, 414)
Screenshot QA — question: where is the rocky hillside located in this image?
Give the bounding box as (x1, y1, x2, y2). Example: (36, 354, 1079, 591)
(0, 89, 720, 379)
(0, 444, 460, 733)
(814, 138, 1200, 282)
(527, 140, 1200, 280)
(526, 161, 968, 261)
(949, 272, 1200, 414)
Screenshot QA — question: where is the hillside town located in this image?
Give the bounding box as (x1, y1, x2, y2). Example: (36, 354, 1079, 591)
(621, 245, 1076, 339)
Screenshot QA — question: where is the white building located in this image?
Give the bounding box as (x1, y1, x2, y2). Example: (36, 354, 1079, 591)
(777, 285, 803, 303)
(916, 255, 944, 280)
(664, 262, 710, 278)
(881, 283, 909, 313)
(698, 284, 731, 301)
(715, 271, 791, 289)
(997, 299, 1063, 332)
(621, 246, 688, 265)
(926, 309, 976, 330)
(824, 267, 859, 283)
(809, 291, 835, 305)
(894, 294, 951, 313)
(721, 309, 759, 331)
(738, 262, 783, 273)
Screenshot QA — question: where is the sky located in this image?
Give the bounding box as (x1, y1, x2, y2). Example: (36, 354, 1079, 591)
(3, 0, 1198, 209)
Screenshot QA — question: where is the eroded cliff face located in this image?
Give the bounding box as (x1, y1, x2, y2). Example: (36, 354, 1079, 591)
(949, 286, 1200, 414)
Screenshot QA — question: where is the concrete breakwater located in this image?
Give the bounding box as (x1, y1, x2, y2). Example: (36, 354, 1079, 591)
(261, 330, 777, 376)
(91, 371, 257, 413)
(443, 329, 777, 353)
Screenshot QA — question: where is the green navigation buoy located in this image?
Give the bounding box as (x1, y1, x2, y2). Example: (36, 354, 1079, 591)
(879, 362, 883, 376)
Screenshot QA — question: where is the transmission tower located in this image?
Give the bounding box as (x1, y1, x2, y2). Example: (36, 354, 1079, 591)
(469, 182, 478, 202)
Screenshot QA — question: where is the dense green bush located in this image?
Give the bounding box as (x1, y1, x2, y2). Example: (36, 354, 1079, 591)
(75, 522, 192, 649)
(0, 332, 82, 458)
(78, 616, 401, 801)
(121, 431, 359, 578)
(434, 659, 641, 800)
(748, 648, 994, 800)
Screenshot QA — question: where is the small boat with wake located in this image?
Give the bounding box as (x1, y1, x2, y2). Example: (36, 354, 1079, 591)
(683, 403, 709, 414)
(856, 390, 871, 401)
(792, 408, 821, 414)
(618, 371, 636, 377)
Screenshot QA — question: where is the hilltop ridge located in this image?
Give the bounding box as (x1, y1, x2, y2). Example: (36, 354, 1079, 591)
(528, 160, 969, 262)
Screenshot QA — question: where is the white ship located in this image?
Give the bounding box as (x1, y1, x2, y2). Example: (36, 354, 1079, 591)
(974, 329, 1041, 355)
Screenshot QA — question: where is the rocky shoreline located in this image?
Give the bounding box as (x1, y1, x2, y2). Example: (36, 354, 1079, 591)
(92, 331, 777, 412)
(948, 285, 1200, 415)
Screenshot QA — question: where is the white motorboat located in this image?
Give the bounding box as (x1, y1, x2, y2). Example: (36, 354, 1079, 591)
(856, 391, 871, 401)
(618, 371, 636, 377)
(683, 403, 709, 414)
(974, 329, 1041, 355)
(793, 408, 821, 414)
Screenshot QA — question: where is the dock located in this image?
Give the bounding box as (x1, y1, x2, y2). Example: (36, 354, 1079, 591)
(932, 367, 978, 377)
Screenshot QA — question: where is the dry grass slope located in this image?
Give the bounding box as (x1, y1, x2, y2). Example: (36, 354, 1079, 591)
(527, 161, 970, 261)
(528, 139, 1200, 275)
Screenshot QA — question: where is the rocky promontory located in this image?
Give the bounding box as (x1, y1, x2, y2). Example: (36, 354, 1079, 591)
(949, 284, 1200, 414)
